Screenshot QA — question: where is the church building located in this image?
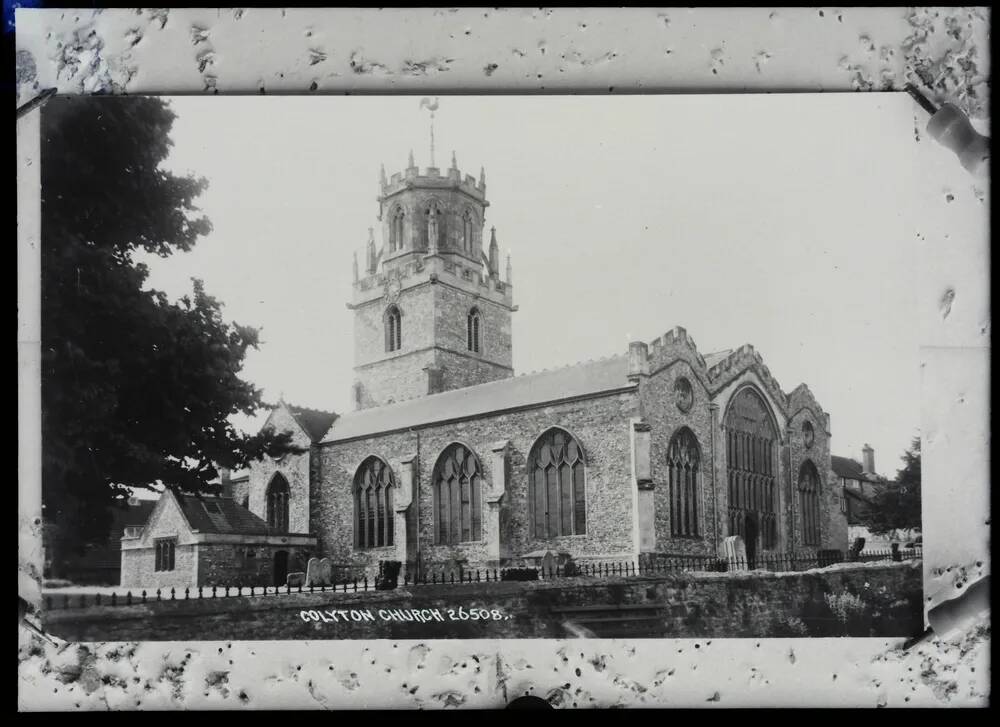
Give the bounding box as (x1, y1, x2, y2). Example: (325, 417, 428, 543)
(124, 150, 847, 588)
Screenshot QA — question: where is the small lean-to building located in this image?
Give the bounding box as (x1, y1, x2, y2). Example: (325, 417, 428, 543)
(120, 487, 317, 590)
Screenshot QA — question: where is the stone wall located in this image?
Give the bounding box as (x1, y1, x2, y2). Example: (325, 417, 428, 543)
(784, 391, 837, 552)
(197, 544, 313, 588)
(641, 357, 719, 556)
(246, 404, 312, 535)
(43, 561, 923, 642)
(120, 543, 198, 591)
(314, 390, 641, 578)
(120, 492, 198, 590)
(433, 281, 512, 373)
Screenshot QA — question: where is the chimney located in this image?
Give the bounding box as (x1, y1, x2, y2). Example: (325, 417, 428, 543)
(220, 467, 233, 498)
(861, 444, 875, 475)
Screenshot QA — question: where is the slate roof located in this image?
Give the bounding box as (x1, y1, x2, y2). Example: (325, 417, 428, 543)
(108, 499, 156, 538)
(173, 492, 273, 536)
(323, 354, 634, 443)
(703, 350, 733, 370)
(285, 404, 338, 442)
(831, 455, 864, 478)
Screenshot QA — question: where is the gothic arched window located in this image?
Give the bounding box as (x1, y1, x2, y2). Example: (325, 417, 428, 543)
(462, 209, 476, 253)
(467, 307, 481, 353)
(390, 206, 405, 252)
(433, 444, 483, 544)
(354, 456, 395, 549)
(724, 386, 779, 551)
(385, 306, 402, 352)
(528, 428, 587, 538)
(266, 474, 290, 533)
(798, 460, 821, 547)
(667, 427, 701, 538)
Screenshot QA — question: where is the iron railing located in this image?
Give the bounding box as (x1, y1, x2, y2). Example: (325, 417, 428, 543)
(42, 546, 921, 610)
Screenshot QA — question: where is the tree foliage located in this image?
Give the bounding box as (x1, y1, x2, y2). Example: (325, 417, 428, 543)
(40, 97, 301, 560)
(860, 437, 922, 536)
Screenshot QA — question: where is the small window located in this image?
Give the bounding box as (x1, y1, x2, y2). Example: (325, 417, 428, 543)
(203, 501, 222, 514)
(154, 539, 176, 572)
(385, 306, 402, 352)
(467, 307, 481, 353)
(802, 420, 815, 448)
(674, 377, 694, 413)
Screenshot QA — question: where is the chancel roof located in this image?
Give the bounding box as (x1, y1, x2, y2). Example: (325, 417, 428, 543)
(285, 404, 338, 442)
(322, 355, 633, 443)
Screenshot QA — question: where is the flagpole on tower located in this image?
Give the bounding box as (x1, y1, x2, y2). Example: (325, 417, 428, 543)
(419, 97, 440, 167)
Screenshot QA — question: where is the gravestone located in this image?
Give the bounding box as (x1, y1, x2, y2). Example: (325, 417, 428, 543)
(286, 571, 305, 588)
(306, 557, 333, 586)
(723, 535, 748, 571)
(849, 537, 866, 560)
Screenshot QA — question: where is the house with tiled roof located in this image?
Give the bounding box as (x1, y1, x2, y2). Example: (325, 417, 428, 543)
(120, 488, 317, 589)
(832, 445, 918, 550)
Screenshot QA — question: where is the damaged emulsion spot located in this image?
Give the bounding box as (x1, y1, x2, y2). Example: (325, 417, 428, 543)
(940, 288, 956, 319)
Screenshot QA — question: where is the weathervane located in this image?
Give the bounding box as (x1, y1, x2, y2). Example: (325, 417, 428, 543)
(419, 96, 440, 167)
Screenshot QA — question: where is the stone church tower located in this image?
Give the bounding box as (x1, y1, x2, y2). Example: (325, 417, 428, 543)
(349, 152, 516, 409)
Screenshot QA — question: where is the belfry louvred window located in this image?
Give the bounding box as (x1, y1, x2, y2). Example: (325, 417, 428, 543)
(354, 457, 395, 549)
(798, 460, 822, 547)
(390, 206, 405, 252)
(433, 444, 483, 544)
(528, 428, 587, 538)
(266, 474, 290, 532)
(667, 428, 701, 538)
(385, 306, 402, 352)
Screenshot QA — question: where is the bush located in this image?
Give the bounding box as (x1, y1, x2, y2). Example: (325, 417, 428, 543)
(375, 560, 402, 591)
(500, 567, 539, 582)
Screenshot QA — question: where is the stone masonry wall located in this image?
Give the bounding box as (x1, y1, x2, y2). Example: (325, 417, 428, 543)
(641, 358, 719, 556)
(43, 561, 923, 642)
(314, 390, 641, 579)
(433, 281, 512, 373)
(120, 543, 198, 591)
(785, 397, 837, 553)
(120, 493, 198, 590)
(246, 405, 312, 535)
(197, 544, 314, 588)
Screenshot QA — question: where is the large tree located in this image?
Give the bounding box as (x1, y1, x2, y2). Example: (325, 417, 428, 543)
(860, 437, 922, 536)
(40, 96, 299, 566)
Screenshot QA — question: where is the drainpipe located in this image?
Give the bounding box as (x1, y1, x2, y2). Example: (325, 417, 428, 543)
(709, 404, 720, 555)
(410, 427, 422, 581)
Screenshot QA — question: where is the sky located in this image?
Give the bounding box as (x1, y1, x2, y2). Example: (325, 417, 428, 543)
(135, 93, 925, 478)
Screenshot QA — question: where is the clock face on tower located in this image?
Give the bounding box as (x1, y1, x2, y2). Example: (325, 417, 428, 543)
(383, 273, 402, 305)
